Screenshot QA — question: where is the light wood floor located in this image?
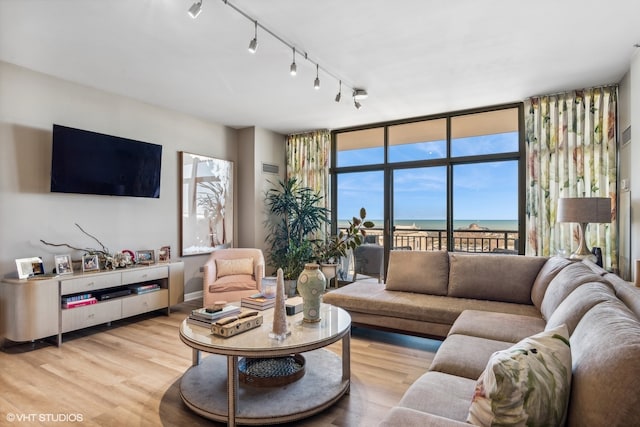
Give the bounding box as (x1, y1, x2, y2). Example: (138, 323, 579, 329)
(0, 300, 440, 426)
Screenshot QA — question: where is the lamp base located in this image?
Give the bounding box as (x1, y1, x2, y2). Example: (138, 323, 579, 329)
(569, 222, 597, 263)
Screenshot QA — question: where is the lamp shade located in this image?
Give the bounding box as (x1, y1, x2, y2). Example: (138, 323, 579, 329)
(557, 197, 611, 224)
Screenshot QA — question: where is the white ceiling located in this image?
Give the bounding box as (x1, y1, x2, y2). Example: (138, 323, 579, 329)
(1, 0, 639, 135)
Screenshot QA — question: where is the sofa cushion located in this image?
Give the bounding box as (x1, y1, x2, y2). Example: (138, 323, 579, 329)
(566, 300, 640, 427)
(209, 274, 256, 292)
(216, 257, 253, 277)
(447, 253, 547, 304)
(385, 250, 449, 295)
(467, 325, 572, 427)
(545, 281, 616, 334)
(539, 261, 607, 320)
(396, 371, 478, 422)
(429, 334, 513, 380)
(530, 256, 574, 309)
(380, 407, 471, 427)
(323, 281, 543, 335)
(449, 310, 546, 343)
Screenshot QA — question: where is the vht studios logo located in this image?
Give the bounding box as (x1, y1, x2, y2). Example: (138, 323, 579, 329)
(6, 413, 84, 423)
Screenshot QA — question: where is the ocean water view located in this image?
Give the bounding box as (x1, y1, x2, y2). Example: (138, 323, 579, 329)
(339, 219, 518, 231)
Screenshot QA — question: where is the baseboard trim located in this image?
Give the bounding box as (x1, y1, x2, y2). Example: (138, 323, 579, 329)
(185, 290, 203, 301)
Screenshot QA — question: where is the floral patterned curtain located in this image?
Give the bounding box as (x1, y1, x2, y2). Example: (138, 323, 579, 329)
(286, 130, 331, 238)
(525, 86, 617, 271)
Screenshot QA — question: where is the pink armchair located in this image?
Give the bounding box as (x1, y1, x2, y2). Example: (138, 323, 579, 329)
(202, 248, 265, 307)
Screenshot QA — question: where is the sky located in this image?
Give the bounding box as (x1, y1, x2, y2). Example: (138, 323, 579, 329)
(336, 132, 518, 222)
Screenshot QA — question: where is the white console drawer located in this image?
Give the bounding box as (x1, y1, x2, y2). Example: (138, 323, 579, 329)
(61, 273, 122, 295)
(121, 289, 168, 317)
(122, 266, 168, 285)
(61, 299, 122, 333)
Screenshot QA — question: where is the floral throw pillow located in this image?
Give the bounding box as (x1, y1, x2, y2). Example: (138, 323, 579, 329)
(467, 324, 572, 427)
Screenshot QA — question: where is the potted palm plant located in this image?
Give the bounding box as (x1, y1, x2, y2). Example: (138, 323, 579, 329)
(265, 178, 328, 296)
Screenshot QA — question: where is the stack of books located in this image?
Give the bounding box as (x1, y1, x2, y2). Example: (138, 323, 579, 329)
(187, 304, 241, 328)
(128, 283, 161, 294)
(241, 294, 276, 310)
(62, 293, 97, 309)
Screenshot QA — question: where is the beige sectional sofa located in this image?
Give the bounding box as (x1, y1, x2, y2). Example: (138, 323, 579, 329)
(323, 251, 640, 426)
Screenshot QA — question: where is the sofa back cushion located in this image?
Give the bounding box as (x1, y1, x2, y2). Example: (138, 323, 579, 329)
(447, 253, 547, 304)
(385, 250, 449, 295)
(539, 262, 607, 320)
(545, 281, 616, 335)
(530, 257, 574, 309)
(566, 300, 640, 427)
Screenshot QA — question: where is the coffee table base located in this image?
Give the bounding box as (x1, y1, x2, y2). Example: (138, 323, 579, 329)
(180, 349, 349, 425)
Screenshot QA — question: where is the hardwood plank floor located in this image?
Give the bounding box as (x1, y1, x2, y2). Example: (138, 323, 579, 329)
(0, 300, 440, 426)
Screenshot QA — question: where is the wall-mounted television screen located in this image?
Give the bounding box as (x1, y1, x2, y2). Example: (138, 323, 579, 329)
(50, 124, 162, 198)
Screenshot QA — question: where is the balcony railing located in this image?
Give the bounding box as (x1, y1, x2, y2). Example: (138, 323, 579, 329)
(360, 227, 519, 254)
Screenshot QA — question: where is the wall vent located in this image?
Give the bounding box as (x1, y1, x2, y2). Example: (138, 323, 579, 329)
(622, 126, 631, 146)
(262, 163, 279, 174)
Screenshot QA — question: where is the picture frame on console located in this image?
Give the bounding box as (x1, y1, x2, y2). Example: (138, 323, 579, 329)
(158, 246, 171, 263)
(136, 250, 155, 265)
(15, 257, 45, 279)
(54, 254, 73, 275)
(180, 152, 234, 256)
(82, 254, 100, 272)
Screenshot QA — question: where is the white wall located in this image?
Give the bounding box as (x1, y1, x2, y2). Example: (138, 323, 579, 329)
(0, 61, 242, 295)
(237, 127, 285, 259)
(631, 51, 640, 283)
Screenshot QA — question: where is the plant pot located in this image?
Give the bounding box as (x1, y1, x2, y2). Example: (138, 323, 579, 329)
(284, 279, 297, 298)
(320, 263, 338, 281)
(297, 263, 326, 323)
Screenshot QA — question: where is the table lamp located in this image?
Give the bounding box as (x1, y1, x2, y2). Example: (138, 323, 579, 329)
(556, 197, 611, 260)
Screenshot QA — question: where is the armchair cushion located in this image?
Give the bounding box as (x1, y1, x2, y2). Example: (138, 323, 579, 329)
(215, 258, 254, 278)
(209, 274, 256, 292)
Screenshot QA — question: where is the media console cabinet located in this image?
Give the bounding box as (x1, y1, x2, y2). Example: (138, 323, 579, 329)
(0, 261, 184, 346)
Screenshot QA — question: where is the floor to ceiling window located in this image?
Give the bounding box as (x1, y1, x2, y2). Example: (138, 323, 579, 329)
(332, 104, 523, 278)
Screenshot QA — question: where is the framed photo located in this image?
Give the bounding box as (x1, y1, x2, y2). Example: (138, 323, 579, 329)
(82, 254, 100, 272)
(180, 152, 234, 256)
(158, 246, 171, 263)
(15, 257, 44, 279)
(136, 250, 155, 265)
(54, 254, 74, 275)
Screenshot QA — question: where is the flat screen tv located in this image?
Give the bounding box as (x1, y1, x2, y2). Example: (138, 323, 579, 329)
(50, 124, 162, 198)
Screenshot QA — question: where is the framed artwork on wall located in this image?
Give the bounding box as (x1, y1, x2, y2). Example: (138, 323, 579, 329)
(180, 152, 234, 256)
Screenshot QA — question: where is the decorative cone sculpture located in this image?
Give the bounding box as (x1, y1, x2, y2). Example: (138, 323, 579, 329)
(269, 268, 290, 340)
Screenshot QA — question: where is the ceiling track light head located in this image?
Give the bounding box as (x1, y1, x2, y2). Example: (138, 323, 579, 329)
(335, 80, 342, 102)
(314, 64, 320, 90)
(188, 0, 203, 19)
(353, 89, 368, 100)
(354, 99, 362, 109)
(248, 21, 258, 53)
(290, 47, 297, 76)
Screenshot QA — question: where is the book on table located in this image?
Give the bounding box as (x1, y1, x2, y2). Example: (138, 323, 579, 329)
(188, 304, 241, 324)
(240, 294, 276, 310)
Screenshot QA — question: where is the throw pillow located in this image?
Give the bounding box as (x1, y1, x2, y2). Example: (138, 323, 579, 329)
(467, 324, 572, 427)
(216, 258, 254, 278)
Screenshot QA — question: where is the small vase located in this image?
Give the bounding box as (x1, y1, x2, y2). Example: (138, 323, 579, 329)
(297, 263, 326, 323)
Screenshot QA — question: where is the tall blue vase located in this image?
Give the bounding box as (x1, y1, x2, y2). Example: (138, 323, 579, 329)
(296, 263, 326, 323)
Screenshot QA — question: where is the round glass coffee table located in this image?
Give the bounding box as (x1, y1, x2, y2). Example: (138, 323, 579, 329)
(179, 303, 351, 426)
